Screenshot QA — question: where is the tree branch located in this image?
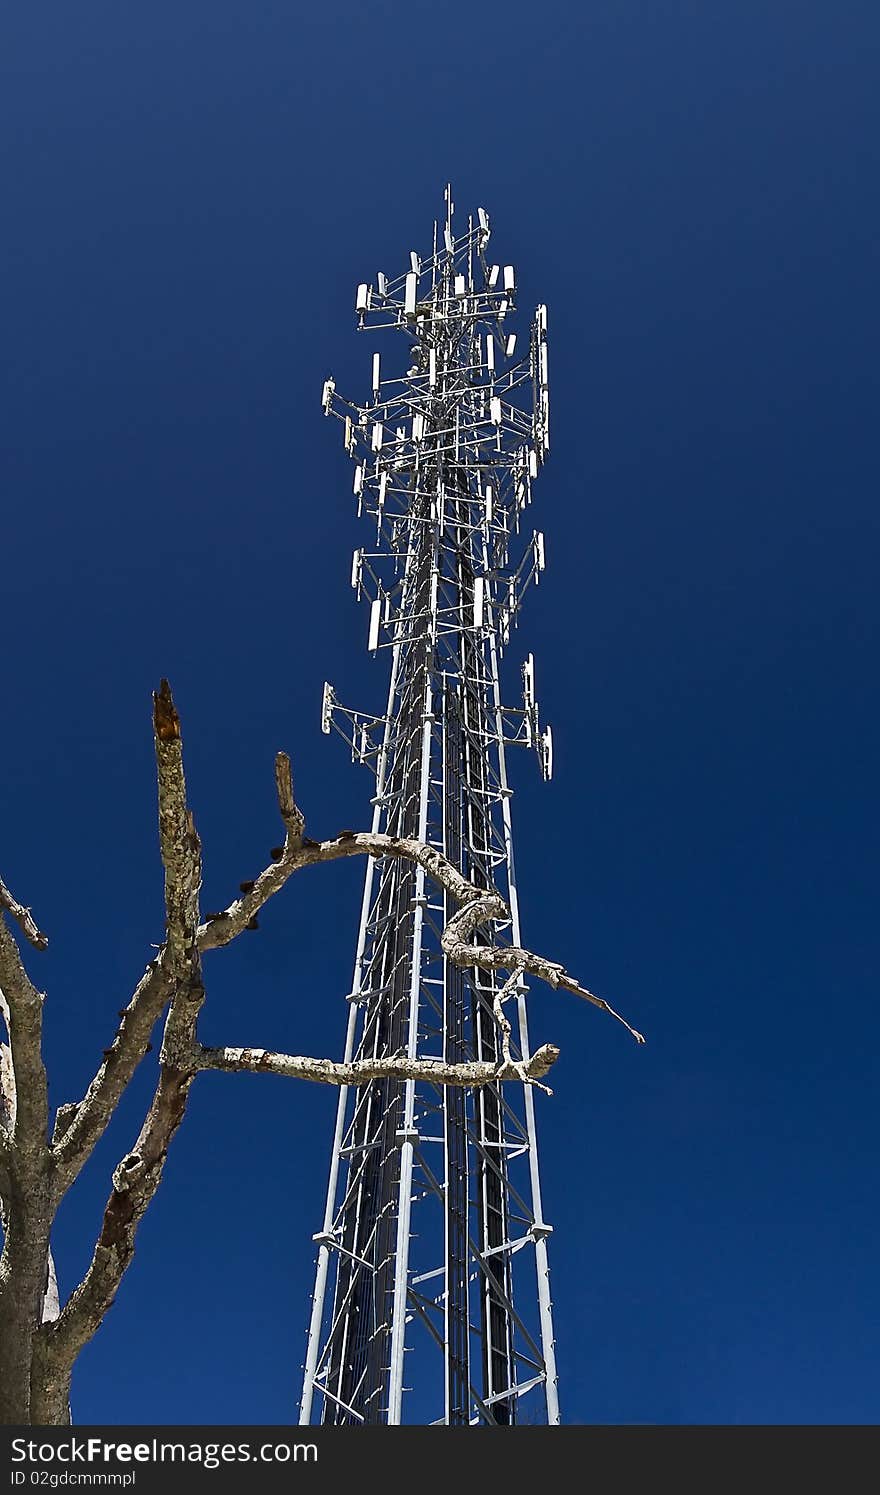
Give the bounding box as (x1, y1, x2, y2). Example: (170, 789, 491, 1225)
(151, 680, 201, 976)
(198, 826, 479, 954)
(46, 680, 211, 1367)
(52, 680, 202, 1202)
(0, 894, 52, 1423)
(0, 876, 48, 952)
(442, 893, 646, 1044)
(274, 751, 305, 846)
(45, 1060, 193, 1376)
(197, 818, 645, 1043)
(0, 913, 49, 1172)
(50, 962, 173, 1202)
(193, 1041, 561, 1088)
(46, 1018, 559, 1383)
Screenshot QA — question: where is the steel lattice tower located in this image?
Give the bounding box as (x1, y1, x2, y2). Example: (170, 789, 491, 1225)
(300, 189, 558, 1426)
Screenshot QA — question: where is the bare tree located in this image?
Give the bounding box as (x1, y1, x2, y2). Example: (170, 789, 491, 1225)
(0, 681, 643, 1425)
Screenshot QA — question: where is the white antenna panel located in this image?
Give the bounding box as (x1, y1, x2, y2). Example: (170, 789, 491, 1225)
(356, 283, 369, 312)
(503, 265, 515, 292)
(490, 396, 502, 425)
(321, 377, 335, 412)
(368, 599, 381, 653)
(377, 272, 388, 296)
(506, 334, 516, 358)
(372, 422, 383, 452)
(523, 653, 535, 710)
(473, 576, 485, 629)
(372, 353, 381, 392)
(404, 273, 418, 318)
(350, 549, 362, 589)
(541, 725, 553, 782)
(429, 348, 437, 386)
(320, 681, 334, 735)
(488, 264, 500, 288)
(353, 464, 364, 495)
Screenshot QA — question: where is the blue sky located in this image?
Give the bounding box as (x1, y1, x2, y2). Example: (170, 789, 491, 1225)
(2, 1, 879, 1423)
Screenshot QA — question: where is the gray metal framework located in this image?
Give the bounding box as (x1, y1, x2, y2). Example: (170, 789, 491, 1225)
(300, 189, 559, 1426)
